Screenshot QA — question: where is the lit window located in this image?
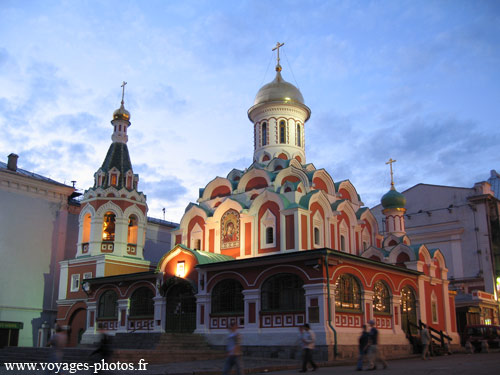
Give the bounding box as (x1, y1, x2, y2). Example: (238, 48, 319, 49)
(176, 261, 186, 278)
(373, 281, 391, 313)
(335, 274, 361, 311)
(71, 274, 80, 292)
(110, 174, 117, 186)
(102, 212, 116, 241)
(82, 214, 91, 243)
(127, 215, 138, 244)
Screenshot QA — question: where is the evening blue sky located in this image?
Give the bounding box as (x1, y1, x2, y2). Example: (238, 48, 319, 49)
(0, 0, 499, 221)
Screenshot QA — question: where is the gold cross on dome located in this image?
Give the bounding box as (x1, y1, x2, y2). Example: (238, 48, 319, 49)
(121, 81, 127, 104)
(272, 42, 285, 67)
(385, 158, 397, 189)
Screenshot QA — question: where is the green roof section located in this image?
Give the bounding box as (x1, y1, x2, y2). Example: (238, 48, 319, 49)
(331, 199, 346, 211)
(94, 142, 135, 190)
(156, 244, 235, 271)
(381, 188, 406, 209)
(356, 207, 369, 219)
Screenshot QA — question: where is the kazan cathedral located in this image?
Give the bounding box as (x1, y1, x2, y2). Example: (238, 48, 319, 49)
(56, 48, 459, 360)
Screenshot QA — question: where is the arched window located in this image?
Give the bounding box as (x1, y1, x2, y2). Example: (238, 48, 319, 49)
(127, 214, 138, 244)
(102, 212, 116, 241)
(335, 274, 362, 311)
(279, 120, 286, 144)
(211, 279, 244, 314)
(373, 281, 391, 314)
(266, 227, 274, 244)
(130, 287, 154, 317)
(262, 122, 267, 146)
(401, 286, 417, 334)
(314, 227, 320, 246)
(340, 235, 346, 251)
(261, 273, 305, 312)
(82, 214, 91, 243)
(98, 290, 118, 318)
(297, 124, 301, 146)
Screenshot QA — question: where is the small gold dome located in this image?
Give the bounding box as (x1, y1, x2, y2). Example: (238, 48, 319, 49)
(113, 102, 130, 121)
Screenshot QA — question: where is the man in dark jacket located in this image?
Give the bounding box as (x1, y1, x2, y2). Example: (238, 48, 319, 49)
(356, 324, 369, 371)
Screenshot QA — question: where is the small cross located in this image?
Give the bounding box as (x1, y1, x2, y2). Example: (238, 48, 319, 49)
(121, 81, 127, 104)
(272, 42, 285, 67)
(385, 158, 397, 188)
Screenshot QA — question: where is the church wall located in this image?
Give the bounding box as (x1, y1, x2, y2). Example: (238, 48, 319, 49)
(104, 260, 152, 276)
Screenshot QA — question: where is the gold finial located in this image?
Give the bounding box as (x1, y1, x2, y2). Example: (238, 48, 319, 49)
(272, 42, 284, 72)
(121, 81, 127, 105)
(385, 158, 397, 190)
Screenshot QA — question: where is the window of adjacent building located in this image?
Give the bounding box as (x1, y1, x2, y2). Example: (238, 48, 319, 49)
(261, 122, 267, 146)
(297, 124, 301, 147)
(373, 281, 391, 314)
(82, 214, 91, 243)
(83, 272, 92, 280)
(279, 120, 286, 144)
(261, 273, 305, 312)
(102, 212, 116, 241)
(335, 274, 361, 311)
(211, 279, 244, 315)
(70, 274, 80, 292)
(130, 287, 154, 317)
(127, 215, 138, 244)
(98, 290, 118, 319)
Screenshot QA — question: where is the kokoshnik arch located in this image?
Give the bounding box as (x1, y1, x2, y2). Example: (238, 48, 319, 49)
(57, 45, 459, 359)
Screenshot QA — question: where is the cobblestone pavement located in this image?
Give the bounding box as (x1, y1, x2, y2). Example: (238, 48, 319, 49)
(1, 352, 499, 375)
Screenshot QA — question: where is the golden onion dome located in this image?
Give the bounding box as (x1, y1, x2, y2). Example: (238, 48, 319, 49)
(113, 102, 130, 121)
(254, 66, 305, 106)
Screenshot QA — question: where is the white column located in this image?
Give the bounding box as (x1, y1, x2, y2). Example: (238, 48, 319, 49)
(392, 295, 403, 334)
(303, 284, 327, 332)
(153, 295, 167, 333)
(363, 290, 374, 323)
(117, 298, 129, 332)
(243, 289, 260, 333)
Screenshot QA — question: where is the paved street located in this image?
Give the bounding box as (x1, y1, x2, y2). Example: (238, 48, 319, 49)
(270, 352, 500, 375)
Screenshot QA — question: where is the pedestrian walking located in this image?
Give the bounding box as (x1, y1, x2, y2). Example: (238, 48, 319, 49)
(299, 324, 317, 372)
(420, 326, 431, 360)
(356, 324, 370, 371)
(367, 320, 387, 370)
(222, 322, 243, 375)
(45, 324, 67, 374)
